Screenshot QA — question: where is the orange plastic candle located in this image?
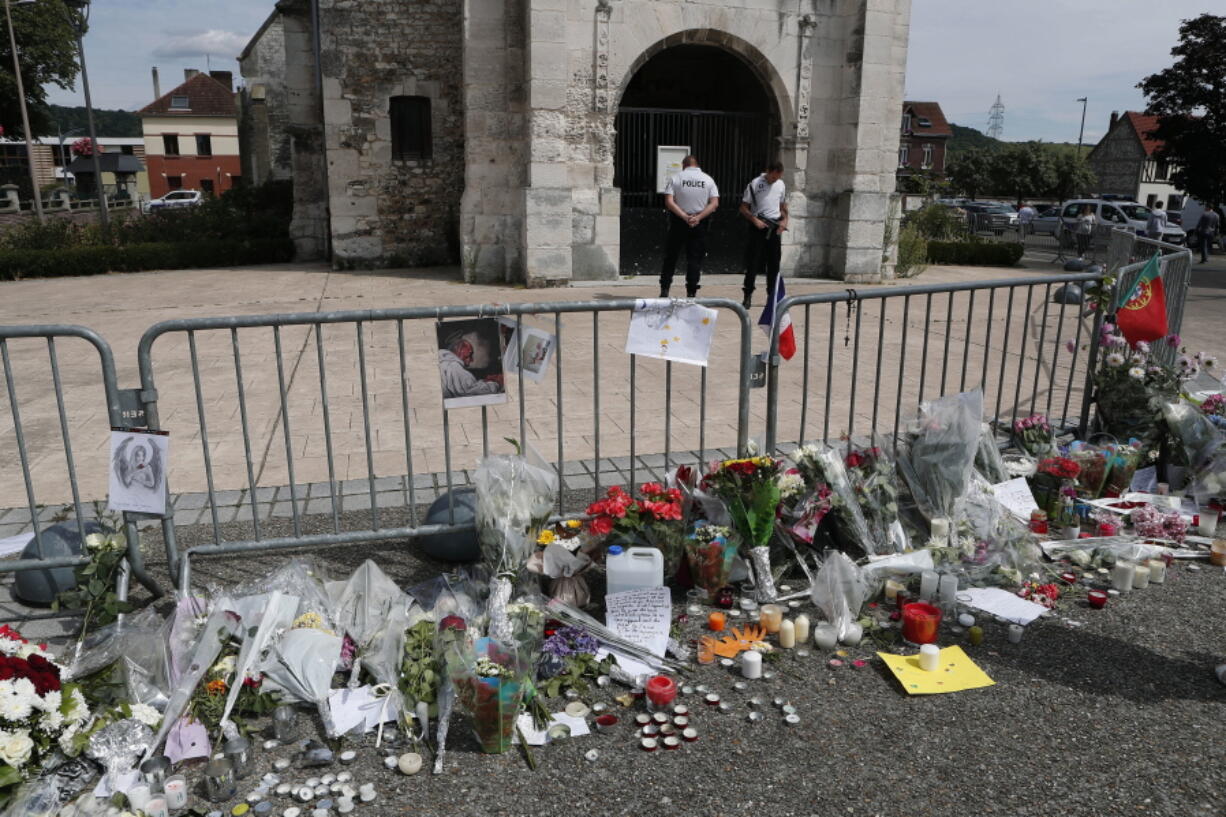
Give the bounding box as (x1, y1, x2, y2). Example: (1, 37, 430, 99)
(707, 611, 726, 632)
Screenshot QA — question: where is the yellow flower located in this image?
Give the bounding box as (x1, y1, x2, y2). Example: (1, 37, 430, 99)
(537, 529, 556, 545)
(205, 679, 227, 695)
(565, 519, 582, 529)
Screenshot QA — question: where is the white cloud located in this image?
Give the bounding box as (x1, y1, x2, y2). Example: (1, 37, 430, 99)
(151, 29, 249, 60)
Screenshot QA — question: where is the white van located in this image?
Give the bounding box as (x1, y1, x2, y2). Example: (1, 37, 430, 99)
(1059, 199, 1185, 245)
(1179, 197, 1223, 251)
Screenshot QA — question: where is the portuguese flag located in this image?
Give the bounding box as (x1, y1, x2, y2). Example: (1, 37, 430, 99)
(1115, 252, 1168, 346)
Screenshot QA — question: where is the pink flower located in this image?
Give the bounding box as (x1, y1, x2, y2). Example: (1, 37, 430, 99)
(1165, 334, 1181, 348)
(1065, 339, 1076, 354)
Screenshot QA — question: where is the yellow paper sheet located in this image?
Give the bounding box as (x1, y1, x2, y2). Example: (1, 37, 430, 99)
(877, 645, 995, 695)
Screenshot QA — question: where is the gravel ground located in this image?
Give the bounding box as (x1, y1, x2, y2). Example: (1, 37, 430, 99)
(103, 491, 1226, 817)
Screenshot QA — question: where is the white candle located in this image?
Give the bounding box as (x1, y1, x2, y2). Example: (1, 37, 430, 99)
(145, 799, 169, 817)
(884, 579, 905, 601)
(793, 614, 810, 644)
(128, 786, 152, 812)
(778, 619, 795, 648)
(938, 574, 958, 606)
(1132, 563, 1150, 589)
(1197, 509, 1219, 536)
(813, 624, 838, 651)
(1008, 624, 1024, 643)
(918, 643, 940, 671)
(920, 570, 939, 600)
(740, 650, 763, 679)
(1146, 558, 1166, 584)
(163, 776, 188, 810)
(930, 518, 951, 543)
(1111, 561, 1135, 592)
(840, 622, 863, 646)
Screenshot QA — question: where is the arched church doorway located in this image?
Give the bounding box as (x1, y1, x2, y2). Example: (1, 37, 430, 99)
(615, 42, 781, 276)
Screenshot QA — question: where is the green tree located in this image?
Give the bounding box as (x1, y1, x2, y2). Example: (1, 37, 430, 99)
(946, 148, 992, 200)
(0, 0, 81, 138)
(988, 142, 1056, 205)
(1138, 14, 1226, 207)
(1050, 150, 1097, 201)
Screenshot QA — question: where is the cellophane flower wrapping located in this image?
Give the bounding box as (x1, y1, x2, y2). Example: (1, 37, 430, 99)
(446, 637, 529, 754)
(975, 423, 1011, 484)
(943, 476, 1043, 587)
(1012, 413, 1055, 458)
(897, 390, 984, 524)
(1101, 443, 1143, 496)
(792, 444, 878, 554)
(843, 440, 908, 554)
(809, 551, 867, 642)
(1068, 444, 1110, 498)
(703, 456, 783, 600)
(1162, 400, 1224, 472)
(475, 452, 557, 644)
(0, 627, 91, 806)
(684, 523, 739, 596)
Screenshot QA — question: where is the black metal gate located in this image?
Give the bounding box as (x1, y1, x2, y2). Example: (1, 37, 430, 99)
(615, 108, 774, 276)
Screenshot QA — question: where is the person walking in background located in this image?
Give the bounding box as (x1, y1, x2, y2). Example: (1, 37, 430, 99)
(1145, 202, 1168, 241)
(659, 155, 719, 298)
(1195, 205, 1220, 263)
(1017, 201, 1036, 239)
(739, 161, 788, 309)
(1075, 204, 1096, 258)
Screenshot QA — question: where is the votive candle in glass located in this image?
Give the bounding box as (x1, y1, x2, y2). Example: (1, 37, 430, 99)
(758, 604, 784, 634)
(1132, 562, 1151, 589)
(145, 798, 169, 817)
(793, 614, 810, 645)
(778, 619, 795, 649)
(707, 611, 726, 632)
(919, 570, 939, 601)
(163, 775, 188, 811)
(1110, 561, 1135, 592)
(813, 624, 839, 651)
(1146, 558, 1166, 584)
(1087, 589, 1109, 609)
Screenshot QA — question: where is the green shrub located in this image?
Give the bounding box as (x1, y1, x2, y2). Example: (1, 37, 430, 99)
(895, 224, 929, 278)
(905, 203, 970, 241)
(926, 240, 1024, 267)
(0, 218, 84, 251)
(0, 238, 294, 281)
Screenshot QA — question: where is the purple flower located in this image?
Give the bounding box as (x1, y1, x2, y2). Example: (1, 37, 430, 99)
(1065, 339, 1076, 354)
(542, 626, 599, 658)
(1165, 334, 1181, 348)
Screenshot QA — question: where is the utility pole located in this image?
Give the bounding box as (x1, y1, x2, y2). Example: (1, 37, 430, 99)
(63, 0, 108, 229)
(4, 0, 45, 222)
(987, 94, 1005, 141)
(1076, 97, 1088, 156)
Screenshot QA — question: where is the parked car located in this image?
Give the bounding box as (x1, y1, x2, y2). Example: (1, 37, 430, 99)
(963, 202, 1017, 234)
(1179, 197, 1224, 252)
(1058, 199, 1185, 245)
(143, 189, 204, 213)
(1029, 205, 1063, 235)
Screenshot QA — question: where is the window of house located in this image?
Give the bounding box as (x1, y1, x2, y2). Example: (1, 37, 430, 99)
(1154, 159, 1169, 181)
(921, 144, 933, 169)
(898, 145, 909, 167)
(166, 176, 183, 190)
(163, 134, 180, 156)
(170, 95, 189, 110)
(917, 117, 931, 127)
(1168, 194, 1183, 211)
(390, 96, 432, 161)
(195, 134, 212, 156)
(120, 145, 134, 155)
(200, 179, 215, 195)
(1146, 194, 1158, 208)
(901, 112, 912, 132)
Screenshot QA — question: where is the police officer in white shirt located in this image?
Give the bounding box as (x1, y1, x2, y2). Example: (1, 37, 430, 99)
(660, 156, 719, 298)
(739, 161, 788, 308)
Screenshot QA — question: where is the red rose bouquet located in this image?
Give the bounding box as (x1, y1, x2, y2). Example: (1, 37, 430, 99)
(586, 483, 685, 580)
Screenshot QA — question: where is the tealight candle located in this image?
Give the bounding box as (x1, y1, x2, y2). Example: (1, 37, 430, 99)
(793, 614, 810, 644)
(1087, 589, 1108, 609)
(813, 624, 838, 651)
(1146, 558, 1166, 584)
(163, 776, 188, 811)
(707, 611, 726, 632)
(145, 799, 169, 817)
(778, 619, 796, 648)
(741, 651, 763, 679)
(966, 625, 983, 645)
(1132, 563, 1151, 589)
(758, 604, 784, 634)
(918, 643, 940, 672)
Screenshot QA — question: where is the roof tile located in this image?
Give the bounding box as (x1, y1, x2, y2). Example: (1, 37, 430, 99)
(139, 73, 236, 118)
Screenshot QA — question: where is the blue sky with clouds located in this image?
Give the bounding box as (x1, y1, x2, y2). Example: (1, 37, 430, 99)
(41, 1, 1214, 145)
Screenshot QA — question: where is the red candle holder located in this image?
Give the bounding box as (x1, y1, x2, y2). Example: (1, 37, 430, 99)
(644, 675, 677, 710)
(1060, 571, 1078, 584)
(1087, 590, 1108, 609)
(1096, 521, 1118, 537)
(714, 587, 735, 609)
(900, 602, 942, 644)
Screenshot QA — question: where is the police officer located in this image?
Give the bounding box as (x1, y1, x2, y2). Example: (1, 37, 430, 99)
(739, 161, 788, 308)
(660, 156, 719, 298)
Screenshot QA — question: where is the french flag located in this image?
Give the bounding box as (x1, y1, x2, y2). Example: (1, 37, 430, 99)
(757, 275, 796, 360)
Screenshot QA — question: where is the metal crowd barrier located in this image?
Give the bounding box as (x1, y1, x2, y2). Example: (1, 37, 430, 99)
(134, 299, 754, 589)
(0, 326, 162, 609)
(762, 272, 1107, 453)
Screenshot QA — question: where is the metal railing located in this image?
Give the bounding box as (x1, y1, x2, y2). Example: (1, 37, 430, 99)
(135, 299, 754, 589)
(0, 326, 162, 607)
(762, 272, 1107, 452)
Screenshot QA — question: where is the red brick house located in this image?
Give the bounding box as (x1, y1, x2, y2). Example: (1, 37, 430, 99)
(897, 101, 952, 183)
(140, 70, 241, 199)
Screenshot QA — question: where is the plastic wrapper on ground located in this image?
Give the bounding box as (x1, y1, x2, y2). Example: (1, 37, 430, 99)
(898, 390, 984, 523)
(810, 551, 867, 642)
(259, 627, 343, 736)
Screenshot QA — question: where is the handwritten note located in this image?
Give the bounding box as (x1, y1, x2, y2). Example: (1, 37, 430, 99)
(604, 586, 672, 677)
(961, 587, 1048, 626)
(625, 300, 717, 366)
(991, 477, 1040, 522)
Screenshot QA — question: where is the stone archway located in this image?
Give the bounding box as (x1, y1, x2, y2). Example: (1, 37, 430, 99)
(612, 30, 792, 276)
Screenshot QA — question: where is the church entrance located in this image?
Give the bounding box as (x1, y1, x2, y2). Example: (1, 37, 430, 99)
(615, 44, 780, 277)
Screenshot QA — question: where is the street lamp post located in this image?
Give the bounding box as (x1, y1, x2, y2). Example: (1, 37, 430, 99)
(1076, 97, 1088, 156)
(61, 0, 107, 229)
(4, 0, 45, 222)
